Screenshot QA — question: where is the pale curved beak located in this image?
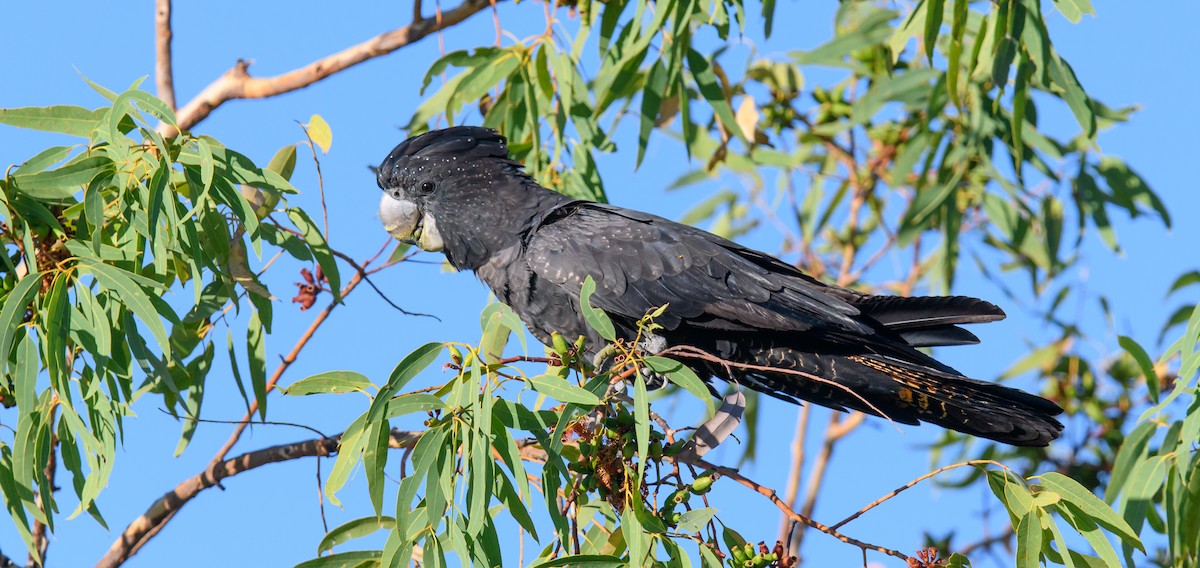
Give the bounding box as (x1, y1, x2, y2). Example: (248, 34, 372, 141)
(379, 193, 444, 252)
(379, 193, 419, 242)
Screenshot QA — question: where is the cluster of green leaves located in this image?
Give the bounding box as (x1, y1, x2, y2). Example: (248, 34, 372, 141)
(0, 86, 339, 560)
(407, 0, 777, 202)
(289, 282, 766, 568)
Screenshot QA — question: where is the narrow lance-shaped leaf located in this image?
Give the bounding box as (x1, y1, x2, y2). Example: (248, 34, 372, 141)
(686, 49, 747, 144)
(579, 275, 616, 341)
(283, 371, 374, 396)
(247, 310, 267, 420)
(0, 105, 105, 137)
(0, 273, 42, 378)
(923, 0, 945, 64)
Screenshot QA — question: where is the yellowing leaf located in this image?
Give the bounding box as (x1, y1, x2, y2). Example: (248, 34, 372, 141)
(307, 114, 332, 153)
(735, 96, 760, 143)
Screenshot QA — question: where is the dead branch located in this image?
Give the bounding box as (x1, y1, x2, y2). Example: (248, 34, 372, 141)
(830, 460, 1011, 531)
(154, 0, 176, 111)
(96, 430, 422, 568)
(679, 456, 909, 562)
(158, 0, 504, 137)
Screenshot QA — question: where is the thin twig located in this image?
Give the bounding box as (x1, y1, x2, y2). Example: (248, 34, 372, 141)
(678, 456, 909, 562)
(154, 0, 176, 111)
(209, 269, 368, 466)
(157, 0, 504, 137)
(298, 123, 330, 241)
(330, 250, 439, 319)
(830, 460, 1012, 531)
(659, 345, 898, 430)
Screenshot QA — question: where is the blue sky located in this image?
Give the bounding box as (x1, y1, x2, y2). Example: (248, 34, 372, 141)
(1, 1, 1197, 567)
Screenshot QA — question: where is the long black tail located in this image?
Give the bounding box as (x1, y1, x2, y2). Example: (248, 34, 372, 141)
(722, 348, 1063, 447)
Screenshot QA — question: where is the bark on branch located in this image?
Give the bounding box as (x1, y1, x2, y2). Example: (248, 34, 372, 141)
(155, 0, 176, 110)
(97, 430, 418, 568)
(160, 0, 504, 137)
(98, 428, 546, 568)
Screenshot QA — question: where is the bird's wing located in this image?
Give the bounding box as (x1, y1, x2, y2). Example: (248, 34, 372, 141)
(524, 202, 874, 336)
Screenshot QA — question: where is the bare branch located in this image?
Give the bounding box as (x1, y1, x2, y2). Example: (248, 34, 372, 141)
(830, 460, 1012, 532)
(777, 403, 810, 546)
(158, 0, 504, 137)
(154, 0, 176, 110)
(679, 456, 909, 562)
(791, 412, 864, 553)
(96, 430, 424, 568)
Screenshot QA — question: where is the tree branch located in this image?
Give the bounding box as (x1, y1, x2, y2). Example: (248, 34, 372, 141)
(99, 429, 545, 568)
(154, 0, 176, 111)
(97, 430, 416, 568)
(791, 411, 864, 553)
(158, 0, 504, 136)
(209, 255, 387, 468)
(680, 456, 909, 562)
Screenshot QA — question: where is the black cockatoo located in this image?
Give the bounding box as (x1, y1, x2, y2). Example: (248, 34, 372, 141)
(377, 126, 1063, 446)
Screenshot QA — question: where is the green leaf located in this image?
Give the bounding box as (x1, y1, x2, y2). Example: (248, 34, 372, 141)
(367, 342, 444, 422)
(1056, 501, 1121, 568)
(1039, 472, 1143, 551)
(1015, 509, 1043, 568)
(82, 260, 172, 362)
(531, 555, 626, 568)
(0, 448, 37, 563)
(0, 272, 42, 378)
(794, 9, 894, 67)
(307, 114, 332, 153)
(526, 374, 601, 406)
(283, 371, 374, 396)
(633, 371, 650, 485)
(11, 155, 112, 200)
(1118, 336, 1159, 403)
(1011, 54, 1031, 177)
(686, 49, 746, 144)
(1049, 54, 1096, 139)
(923, 0, 944, 64)
(386, 393, 447, 419)
(637, 60, 669, 168)
(363, 418, 391, 515)
(1052, 0, 1083, 23)
(247, 310, 268, 420)
(644, 356, 716, 417)
(0, 105, 105, 137)
(288, 208, 341, 302)
(851, 68, 940, 124)
(318, 516, 395, 555)
(324, 414, 369, 507)
(579, 275, 616, 342)
(268, 144, 299, 181)
(294, 550, 383, 568)
(675, 507, 718, 534)
(15, 146, 74, 174)
(1105, 420, 1155, 505)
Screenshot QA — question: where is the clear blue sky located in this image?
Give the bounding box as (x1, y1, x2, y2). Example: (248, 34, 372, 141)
(1, 1, 1197, 566)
